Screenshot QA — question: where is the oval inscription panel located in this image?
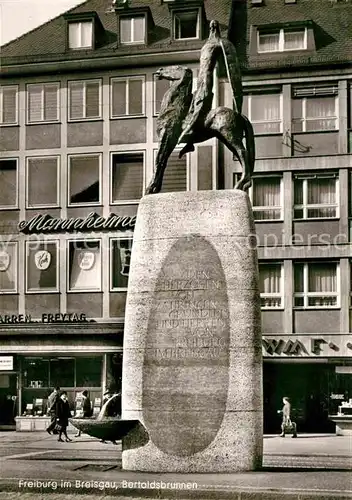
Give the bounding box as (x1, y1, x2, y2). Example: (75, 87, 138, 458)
(142, 235, 230, 456)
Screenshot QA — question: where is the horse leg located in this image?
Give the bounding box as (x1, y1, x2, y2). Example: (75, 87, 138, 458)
(233, 141, 252, 192)
(145, 133, 174, 194)
(218, 128, 252, 192)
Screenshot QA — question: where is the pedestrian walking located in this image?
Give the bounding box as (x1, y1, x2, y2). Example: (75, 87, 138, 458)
(75, 390, 92, 437)
(46, 386, 60, 435)
(278, 396, 297, 438)
(100, 389, 121, 445)
(55, 392, 72, 442)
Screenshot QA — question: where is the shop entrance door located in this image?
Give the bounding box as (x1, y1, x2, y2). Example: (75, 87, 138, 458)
(0, 373, 17, 426)
(263, 362, 335, 434)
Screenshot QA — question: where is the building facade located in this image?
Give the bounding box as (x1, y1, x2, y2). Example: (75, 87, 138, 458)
(0, 0, 351, 432)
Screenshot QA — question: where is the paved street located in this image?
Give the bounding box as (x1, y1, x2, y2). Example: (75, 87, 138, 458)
(0, 431, 351, 499)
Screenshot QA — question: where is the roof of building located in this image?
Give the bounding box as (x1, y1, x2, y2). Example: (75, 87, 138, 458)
(0, 0, 232, 66)
(243, 0, 352, 71)
(1, 0, 351, 74)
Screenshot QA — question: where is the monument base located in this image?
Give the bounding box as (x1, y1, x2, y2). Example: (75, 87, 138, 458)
(122, 190, 263, 472)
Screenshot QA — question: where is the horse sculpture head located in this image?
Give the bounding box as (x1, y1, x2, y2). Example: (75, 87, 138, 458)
(156, 65, 193, 86)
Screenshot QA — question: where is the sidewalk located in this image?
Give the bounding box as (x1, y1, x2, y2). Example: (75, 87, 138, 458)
(0, 431, 351, 499)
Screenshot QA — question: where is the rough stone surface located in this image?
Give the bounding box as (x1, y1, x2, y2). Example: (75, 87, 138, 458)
(122, 190, 263, 472)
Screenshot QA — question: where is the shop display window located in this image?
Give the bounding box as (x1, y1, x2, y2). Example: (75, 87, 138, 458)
(23, 358, 49, 388)
(68, 240, 101, 291)
(111, 239, 132, 290)
(0, 242, 17, 292)
(21, 355, 103, 416)
(26, 241, 58, 292)
(50, 358, 75, 388)
(76, 357, 102, 387)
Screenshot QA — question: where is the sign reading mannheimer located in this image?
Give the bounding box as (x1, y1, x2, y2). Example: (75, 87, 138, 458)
(18, 212, 136, 234)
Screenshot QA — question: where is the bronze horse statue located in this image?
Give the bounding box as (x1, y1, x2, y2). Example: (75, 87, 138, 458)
(146, 21, 255, 195)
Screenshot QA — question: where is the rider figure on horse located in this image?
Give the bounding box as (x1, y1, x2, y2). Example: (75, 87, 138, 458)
(179, 20, 242, 158)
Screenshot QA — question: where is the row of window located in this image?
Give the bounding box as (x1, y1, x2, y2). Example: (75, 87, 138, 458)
(0, 81, 342, 133)
(69, 9, 202, 50)
(70, 15, 310, 54)
(236, 173, 339, 221)
(0, 244, 345, 312)
(0, 153, 342, 219)
(0, 239, 131, 294)
(260, 262, 340, 309)
(243, 89, 339, 134)
(0, 152, 187, 208)
(0, 78, 145, 125)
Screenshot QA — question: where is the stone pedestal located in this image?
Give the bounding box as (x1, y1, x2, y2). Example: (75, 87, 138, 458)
(122, 190, 263, 472)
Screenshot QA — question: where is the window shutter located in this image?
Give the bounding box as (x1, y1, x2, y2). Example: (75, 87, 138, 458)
(160, 151, 187, 192)
(86, 81, 100, 118)
(294, 173, 337, 180)
(44, 84, 58, 121)
(293, 86, 338, 98)
(112, 153, 143, 201)
(2, 87, 17, 123)
(28, 85, 42, 122)
(69, 82, 84, 119)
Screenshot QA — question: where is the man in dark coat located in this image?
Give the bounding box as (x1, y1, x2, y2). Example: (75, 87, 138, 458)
(46, 386, 60, 435)
(55, 392, 72, 442)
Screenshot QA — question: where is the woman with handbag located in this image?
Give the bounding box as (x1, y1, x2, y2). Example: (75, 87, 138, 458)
(278, 396, 297, 438)
(55, 392, 72, 442)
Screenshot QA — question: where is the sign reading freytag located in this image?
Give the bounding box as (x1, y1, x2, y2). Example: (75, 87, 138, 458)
(0, 356, 14, 371)
(0, 313, 91, 324)
(18, 212, 136, 234)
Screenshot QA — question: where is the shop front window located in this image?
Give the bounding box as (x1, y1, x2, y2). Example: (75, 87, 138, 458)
(21, 355, 103, 416)
(111, 239, 133, 290)
(23, 358, 49, 388)
(26, 241, 58, 292)
(76, 357, 102, 387)
(0, 242, 17, 292)
(68, 240, 101, 291)
(50, 358, 75, 388)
